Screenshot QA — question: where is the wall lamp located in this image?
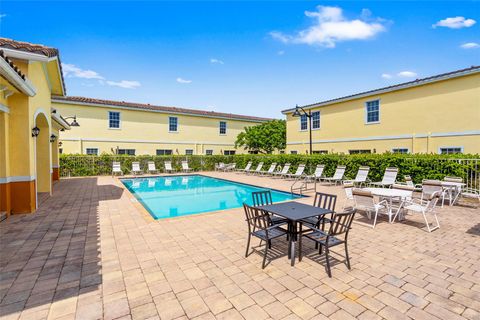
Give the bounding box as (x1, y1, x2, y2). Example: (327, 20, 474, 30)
(32, 126, 40, 137)
(64, 116, 80, 127)
(50, 134, 57, 143)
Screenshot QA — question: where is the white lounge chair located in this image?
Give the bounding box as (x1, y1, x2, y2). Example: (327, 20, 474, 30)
(260, 163, 277, 176)
(342, 181, 355, 209)
(403, 191, 441, 232)
(181, 161, 192, 173)
(112, 161, 123, 177)
(306, 164, 325, 181)
(353, 189, 388, 228)
(284, 164, 305, 179)
(370, 167, 398, 188)
(249, 162, 264, 175)
(215, 163, 225, 171)
(131, 161, 143, 175)
(147, 161, 158, 174)
(224, 163, 236, 171)
(237, 161, 252, 173)
(322, 165, 346, 185)
(345, 166, 369, 186)
(272, 163, 291, 178)
(164, 161, 175, 173)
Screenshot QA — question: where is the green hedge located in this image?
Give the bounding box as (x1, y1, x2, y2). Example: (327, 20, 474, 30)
(60, 153, 479, 184)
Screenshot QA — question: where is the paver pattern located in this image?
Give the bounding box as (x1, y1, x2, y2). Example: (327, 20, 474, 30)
(1, 172, 479, 320)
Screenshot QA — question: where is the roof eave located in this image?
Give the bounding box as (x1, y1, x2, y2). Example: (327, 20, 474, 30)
(0, 57, 36, 96)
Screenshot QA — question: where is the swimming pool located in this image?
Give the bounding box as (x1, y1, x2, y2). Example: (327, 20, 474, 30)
(121, 175, 301, 220)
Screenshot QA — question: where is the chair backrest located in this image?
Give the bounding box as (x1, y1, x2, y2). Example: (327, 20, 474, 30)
(343, 181, 354, 200)
(313, 192, 337, 212)
(267, 163, 277, 173)
(281, 163, 291, 174)
(404, 175, 414, 187)
(243, 203, 270, 233)
(148, 161, 156, 171)
(332, 165, 346, 179)
(132, 162, 140, 171)
(422, 179, 442, 195)
(244, 162, 252, 171)
(181, 161, 189, 170)
(444, 176, 463, 183)
(313, 164, 325, 178)
(165, 161, 173, 170)
(328, 207, 356, 237)
(352, 189, 375, 209)
(254, 162, 264, 172)
(393, 183, 414, 191)
(294, 164, 305, 176)
(382, 167, 399, 184)
(355, 166, 370, 182)
(252, 190, 273, 207)
(113, 162, 121, 171)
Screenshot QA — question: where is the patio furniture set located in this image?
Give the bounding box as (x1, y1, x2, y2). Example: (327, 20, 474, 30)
(112, 160, 192, 176)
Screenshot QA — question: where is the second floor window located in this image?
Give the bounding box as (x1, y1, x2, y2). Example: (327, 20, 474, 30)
(300, 114, 308, 131)
(219, 121, 227, 135)
(365, 100, 380, 123)
(312, 111, 320, 129)
(169, 117, 178, 132)
(86, 148, 98, 155)
(109, 111, 120, 128)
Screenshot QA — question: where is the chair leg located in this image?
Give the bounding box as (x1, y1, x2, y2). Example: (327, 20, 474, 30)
(319, 243, 323, 255)
(262, 241, 269, 269)
(345, 242, 351, 270)
(299, 234, 303, 262)
(245, 234, 251, 257)
(325, 246, 332, 278)
(373, 209, 379, 228)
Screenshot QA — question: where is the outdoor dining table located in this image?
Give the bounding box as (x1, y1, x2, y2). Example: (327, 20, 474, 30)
(441, 181, 466, 205)
(363, 187, 413, 223)
(260, 201, 333, 266)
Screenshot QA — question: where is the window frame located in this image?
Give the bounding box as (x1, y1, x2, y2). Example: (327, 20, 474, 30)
(169, 116, 178, 132)
(311, 111, 320, 130)
(118, 149, 136, 156)
(219, 121, 227, 135)
(349, 149, 371, 154)
(299, 114, 308, 131)
(365, 99, 380, 125)
(312, 150, 328, 154)
(290, 150, 298, 154)
(156, 149, 173, 155)
(185, 149, 194, 155)
(391, 148, 409, 154)
(439, 146, 463, 155)
(223, 150, 236, 155)
(108, 111, 121, 129)
(85, 148, 99, 156)
(205, 149, 213, 156)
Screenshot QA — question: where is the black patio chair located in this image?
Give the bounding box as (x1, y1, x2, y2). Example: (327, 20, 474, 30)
(252, 190, 288, 226)
(299, 207, 357, 277)
(301, 192, 337, 230)
(243, 203, 288, 268)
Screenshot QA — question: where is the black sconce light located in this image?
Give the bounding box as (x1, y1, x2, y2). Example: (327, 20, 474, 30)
(32, 126, 40, 137)
(50, 134, 57, 143)
(59, 141, 63, 147)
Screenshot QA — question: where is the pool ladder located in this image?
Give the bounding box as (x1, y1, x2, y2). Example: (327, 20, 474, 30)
(291, 175, 316, 195)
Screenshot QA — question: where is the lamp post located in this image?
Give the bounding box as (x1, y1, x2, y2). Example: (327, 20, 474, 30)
(291, 104, 313, 155)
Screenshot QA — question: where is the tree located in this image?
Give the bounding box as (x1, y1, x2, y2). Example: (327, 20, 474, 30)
(235, 119, 286, 154)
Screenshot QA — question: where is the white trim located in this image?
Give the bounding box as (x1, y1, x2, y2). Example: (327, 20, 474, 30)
(60, 137, 235, 146)
(365, 99, 380, 125)
(311, 110, 321, 130)
(0, 175, 36, 183)
(0, 57, 36, 96)
(108, 110, 121, 129)
(299, 114, 308, 132)
(0, 103, 9, 113)
(219, 120, 227, 135)
(438, 146, 464, 154)
(33, 108, 51, 127)
(1, 48, 51, 62)
(169, 116, 178, 133)
(52, 99, 269, 123)
(287, 130, 480, 145)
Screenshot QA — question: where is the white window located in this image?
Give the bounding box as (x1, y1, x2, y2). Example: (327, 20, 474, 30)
(109, 111, 120, 128)
(223, 150, 236, 155)
(169, 117, 178, 132)
(312, 150, 328, 154)
(118, 149, 135, 155)
(219, 121, 227, 135)
(300, 114, 308, 131)
(205, 150, 213, 156)
(365, 100, 380, 124)
(392, 148, 409, 154)
(86, 148, 98, 155)
(156, 149, 172, 155)
(185, 149, 194, 155)
(349, 149, 371, 154)
(439, 147, 463, 154)
(312, 111, 320, 129)
(290, 150, 298, 154)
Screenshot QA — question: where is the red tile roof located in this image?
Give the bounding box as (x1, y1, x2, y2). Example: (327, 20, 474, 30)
(52, 96, 273, 122)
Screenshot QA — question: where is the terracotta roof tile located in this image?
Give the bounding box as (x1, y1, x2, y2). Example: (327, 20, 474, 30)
(52, 96, 273, 122)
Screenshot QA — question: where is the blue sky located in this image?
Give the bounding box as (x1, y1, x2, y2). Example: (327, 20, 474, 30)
(1, 1, 479, 118)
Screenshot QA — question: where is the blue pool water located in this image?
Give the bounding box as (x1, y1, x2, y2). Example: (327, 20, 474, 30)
(121, 175, 301, 220)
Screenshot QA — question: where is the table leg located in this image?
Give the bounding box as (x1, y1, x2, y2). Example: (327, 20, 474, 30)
(291, 221, 297, 267)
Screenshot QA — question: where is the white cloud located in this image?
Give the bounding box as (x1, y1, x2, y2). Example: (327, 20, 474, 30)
(270, 6, 386, 48)
(381, 73, 392, 79)
(106, 80, 141, 89)
(433, 16, 476, 29)
(210, 58, 224, 64)
(460, 42, 479, 49)
(397, 71, 417, 78)
(176, 77, 192, 84)
(62, 63, 104, 80)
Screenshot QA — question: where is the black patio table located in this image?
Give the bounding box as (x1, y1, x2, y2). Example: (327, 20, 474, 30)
(260, 201, 333, 266)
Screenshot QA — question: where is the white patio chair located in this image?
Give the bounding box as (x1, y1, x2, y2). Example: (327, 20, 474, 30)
(224, 163, 236, 171)
(237, 161, 252, 173)
(403, 191, 441, 232)
(342, 181, 355, 209)
(147, 161, 158, 174)
(260, 163, 277, 176)
(322, 165, 346, 185)
(248, 162, 264, 175)
(215, 162, 225, 171)
(403, 175, 422, 192)
(131, 161, 143, 175)
(272, 163, 291, 178)
(421, 180, 447, 207)
(306, 164, 325, 181)
(112, 161, 123, 177)
(461, 187, 480, 204)
(284, 164, 305, 179)
(353, 189, 389, 228)
(181, 160, 192, 173)
(345, 166, 369, 186)
(370, 167, 398, 188)
(164, 161, 175, 173)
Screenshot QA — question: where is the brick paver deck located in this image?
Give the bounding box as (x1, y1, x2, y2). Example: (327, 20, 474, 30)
(1, 173, 479, 320)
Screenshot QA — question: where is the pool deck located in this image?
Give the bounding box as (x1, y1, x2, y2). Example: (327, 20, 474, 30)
(0, 172, 479, 320)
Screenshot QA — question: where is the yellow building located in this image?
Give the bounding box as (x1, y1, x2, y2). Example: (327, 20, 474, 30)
(0, 38, 70, 216)
(283, 67, 480, 155)
(52, 96, 271, 156)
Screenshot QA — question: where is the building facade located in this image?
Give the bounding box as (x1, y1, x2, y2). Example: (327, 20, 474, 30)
(0, 38, 70, 216)
(283, 67, 480, 155)
(53, 96, 271, 156)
